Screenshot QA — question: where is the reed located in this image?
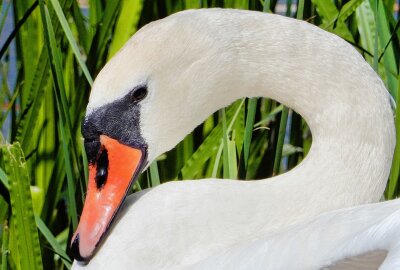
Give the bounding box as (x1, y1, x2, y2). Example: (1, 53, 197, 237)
(0, 0, 399, 269)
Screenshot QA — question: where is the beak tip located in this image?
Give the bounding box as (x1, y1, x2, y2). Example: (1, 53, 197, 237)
(71, 233, 90, 263)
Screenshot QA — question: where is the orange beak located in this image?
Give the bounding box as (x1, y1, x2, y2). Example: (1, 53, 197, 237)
(70, 135, 145, 261)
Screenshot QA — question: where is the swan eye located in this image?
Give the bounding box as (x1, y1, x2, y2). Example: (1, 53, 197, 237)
(131, 86, 148, 102)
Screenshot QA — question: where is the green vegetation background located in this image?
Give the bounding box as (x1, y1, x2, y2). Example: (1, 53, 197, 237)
(0, 0, 399, 269)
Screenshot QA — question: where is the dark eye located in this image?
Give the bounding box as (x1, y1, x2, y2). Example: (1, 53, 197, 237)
(131, 86, 148, 102)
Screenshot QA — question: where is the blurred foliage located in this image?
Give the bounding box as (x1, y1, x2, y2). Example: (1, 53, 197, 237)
(0, 0, 399, 268)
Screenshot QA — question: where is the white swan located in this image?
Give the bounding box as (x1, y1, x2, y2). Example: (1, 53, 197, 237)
(71, 9, 397, 269)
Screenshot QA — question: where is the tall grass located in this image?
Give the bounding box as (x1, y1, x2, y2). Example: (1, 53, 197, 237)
(0, 0, 399, 269)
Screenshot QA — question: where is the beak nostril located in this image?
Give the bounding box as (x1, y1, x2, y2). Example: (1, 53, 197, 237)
(71, 234, 87, 263)
(95, 148, 109, 189)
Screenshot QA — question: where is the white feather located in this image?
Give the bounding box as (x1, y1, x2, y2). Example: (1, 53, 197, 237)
(73, 9, 397, 270)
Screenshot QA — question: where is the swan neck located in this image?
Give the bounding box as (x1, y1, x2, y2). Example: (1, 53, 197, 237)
(215, 26, 396, 205)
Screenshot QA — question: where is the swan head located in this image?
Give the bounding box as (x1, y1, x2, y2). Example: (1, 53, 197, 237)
(71, 9, 238, 262)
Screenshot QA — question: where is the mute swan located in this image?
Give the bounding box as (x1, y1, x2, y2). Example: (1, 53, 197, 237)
(71, 9, 397, 269)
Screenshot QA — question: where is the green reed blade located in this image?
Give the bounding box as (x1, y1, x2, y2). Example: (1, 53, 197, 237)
(273, 107, 289, 175)
(312, 0, 355, 42)
(0, 1, 38, 61)
(108, 0, 144, 59)
(374, 0, 397, 97)
(0, 143, 43, 270)
(1, 219, 9, 270)
(180, 100, 244, 179)
(149, 161, 161, 187)
(0, 0, 11, 35)
(296, 0, 304, 18)
(211, 143, 224, 178)
(34, 215, 71, 268)
(320, 0, 364, 29)
(243, 98, 257, 169)
(386, 70, 400, 198)
(49, 0, 93, 86)
(0, 168, 9, 190)
(15, 49, 50, 151)
(40, 3, 78, 229)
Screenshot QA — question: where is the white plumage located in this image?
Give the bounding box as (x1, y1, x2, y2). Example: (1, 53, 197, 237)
(73, 9, 398, 269)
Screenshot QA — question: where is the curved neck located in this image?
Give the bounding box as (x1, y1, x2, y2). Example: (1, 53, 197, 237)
(236, 23, 394, 209)
(179, 12, 395, 212)
(138, 10, 395, 213)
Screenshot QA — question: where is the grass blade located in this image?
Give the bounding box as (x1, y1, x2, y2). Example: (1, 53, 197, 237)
(180, 100, 244, 179)
(108, 0, 144, 59)
(0, 1, 11, 36)
(40, 2, 78, 229)
(87, 0, 121, 72)
(0, 1, 38, 61)
(356, 1, 375, 64)
(312, 0, 355, 42)
(296, 0, 305, 18)
(48, 0, 93, 86)
(227, 140, 237, 179)
(273, 107, 289, 175)
(243, 98, 257, 170)
(1, 220, 9, 270)
(386, 71, 400, 198)
(0, 167, 9, 190)
(374, 0, 397, 97)
(149, 161, 161, 187)
(211, 143, 223, 178)
(58, 121, 78, 229)
(320, 0, 364, 29)
(34, 215, 71, 268)
(15, 49, 50, 150)
(0, 143, 43, 270)
(222, 109, 230, 178)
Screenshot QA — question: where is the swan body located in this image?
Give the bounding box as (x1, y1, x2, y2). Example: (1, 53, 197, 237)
(190, 199, 400, 270)
(72, 9, 396, 269)
(72, 190, 400, 270)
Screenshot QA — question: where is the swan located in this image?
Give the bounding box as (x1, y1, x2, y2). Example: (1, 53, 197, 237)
(71, 8, 397, 269)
